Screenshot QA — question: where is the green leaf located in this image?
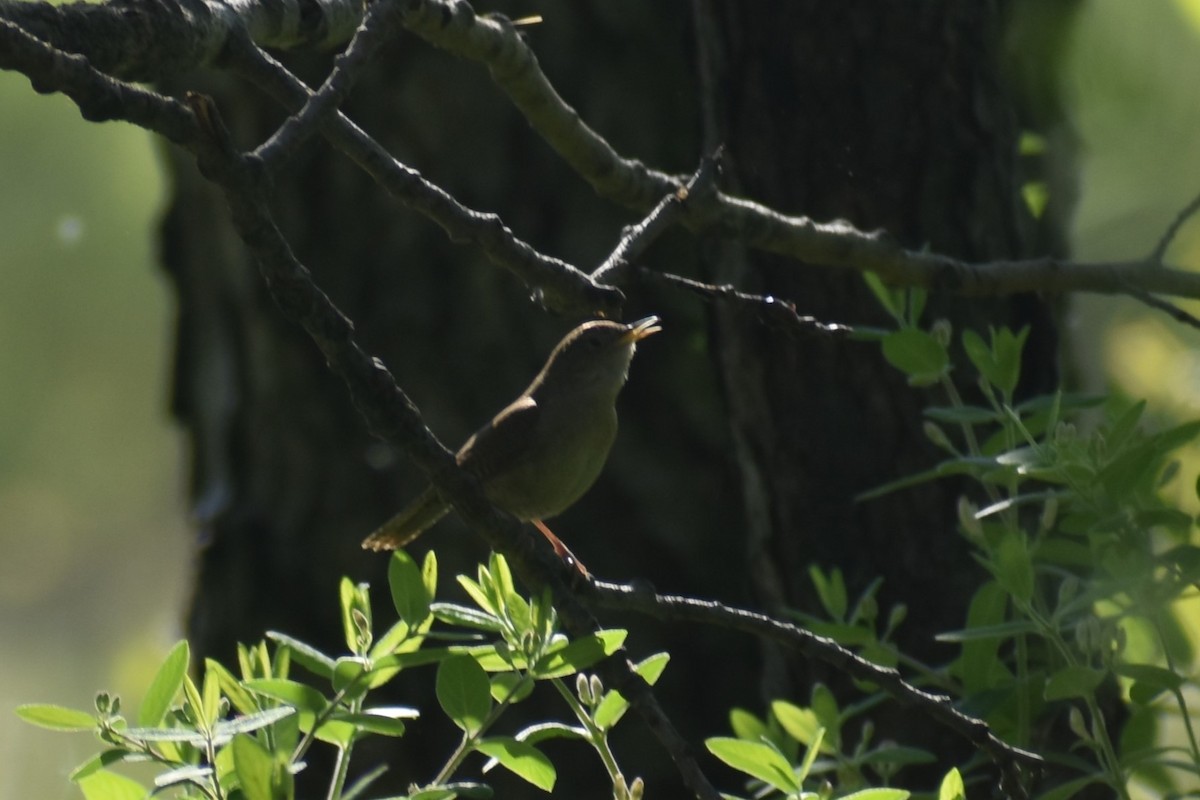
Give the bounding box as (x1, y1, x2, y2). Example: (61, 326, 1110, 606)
(232, 733, 279, 800)
(795, 726, 825, 783)
(962, 327, 1017, 394)
(991, 326, 1029, 397)
(138, 640, 189, 726)
(838, 789, 911, 800)
(863, 271, 904, 323)
(770, 700, 825, 750)
(422, 548, 439, 598)
(201, 661, 222, 729)
(856, 456, 998, 501)
(457, 575, 498, 616)
(533, 629, 626, 679)
(370, 620, 414, 661)
(1106, 400, 1146, 451)
(181, 674, 204, 728)
(432, 601, 504, 632)
(213, 706, 297, 738)
(491, 672, 534, 704)
(1117, 663, 1185, 704)
(16, 703, 96, 731)
(1033, 774, 1103, 800)
(390, 550, 433, 627)
(341, 579, 373, 655)
(343, 764, 389, 800)
(266, 631, 335, 679)
(1115, 663, 1184, 691)
(372, 647, 456, 675)
(937, 619, 1038, 643)
(881, 329, 950, 386)
(70, 750, 137, 782)
(489, 552, 517, 604)
(809, 565, 847, 620)
(728, 707, 767, 742)
(333, 709, 413, 737)
(511, 721, 587, 744)
(856, 745, 936, 767)
(705, 737, 801, 793)
(245, 678, 328, 715)
(121, 725, 210, 745)
(592, 652, 669, 730)
(76, 769, 147, 800)
(206, 657, 260, 718)
(994, 533, 1034, 604)
(437, 654, 492, 735)
(809, 684, 840, 739)
(938, 767, 966, 800)
(407, 790, 462, 800)
(475, 736, 556, 791)
(924, 404, 1001, 424)
(1044, 665, 1106, 700)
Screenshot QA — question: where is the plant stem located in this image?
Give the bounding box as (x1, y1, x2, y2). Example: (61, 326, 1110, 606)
(551, 678, 625, 790)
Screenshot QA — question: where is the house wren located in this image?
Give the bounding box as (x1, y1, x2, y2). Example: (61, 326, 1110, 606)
(362, 316, 661, 558)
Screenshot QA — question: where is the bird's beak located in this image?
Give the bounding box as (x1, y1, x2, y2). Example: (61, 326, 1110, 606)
(622, 315, 662, 343)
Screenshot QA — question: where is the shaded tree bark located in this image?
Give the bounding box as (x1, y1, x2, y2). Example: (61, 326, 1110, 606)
(160, 2, 1071, 796)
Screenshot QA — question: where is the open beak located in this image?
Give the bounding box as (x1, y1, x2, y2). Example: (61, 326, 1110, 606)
(622, 315, 662, 343)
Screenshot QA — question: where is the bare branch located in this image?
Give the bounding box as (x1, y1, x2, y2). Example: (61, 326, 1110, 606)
(0, 19, 197, 143)
(0, 0, 361, 81)
(640, 267, 856, 338)
(586, 579, 1042, 798)
(219, 35, 622, 318)
(591, 149, 722, 286)
(253, 0, 399, 171)
(8, 0, 1200, 310)
(397, 0, 1200, 307)
(397, 0, 678, 209)
(1151, 188, 1200, 264)
(1125, 288, 1200, 331)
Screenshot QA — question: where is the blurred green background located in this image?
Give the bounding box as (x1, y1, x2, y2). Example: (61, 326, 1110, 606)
(0, 57, 186, 798)
(3, 1, 1200, 797)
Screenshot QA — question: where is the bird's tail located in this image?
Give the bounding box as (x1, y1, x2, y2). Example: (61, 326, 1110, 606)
(361, 486, 450, 551)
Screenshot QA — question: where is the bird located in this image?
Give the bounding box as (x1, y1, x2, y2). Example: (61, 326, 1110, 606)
(362, 316, 662, 573)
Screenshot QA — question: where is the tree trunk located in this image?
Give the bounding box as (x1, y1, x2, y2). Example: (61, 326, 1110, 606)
(165, 3, 1065, 796)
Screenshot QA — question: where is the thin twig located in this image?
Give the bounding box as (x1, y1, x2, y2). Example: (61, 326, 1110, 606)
(218, 33, 623, 318)
(253, 0, 400, 172)
(1125, 288, 1200, 331)
(591, 148, 723, 286)
(9, 1, 1200, 308)
(639, 267, 856, 338)
(1151, 188, 1200, 265)
(585, 579, 1042, 798)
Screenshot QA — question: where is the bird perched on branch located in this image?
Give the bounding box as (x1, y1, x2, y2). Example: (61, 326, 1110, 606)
(362, 316, 662, 574)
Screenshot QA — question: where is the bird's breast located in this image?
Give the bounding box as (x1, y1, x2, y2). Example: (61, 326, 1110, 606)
(484, 405, 618, 521)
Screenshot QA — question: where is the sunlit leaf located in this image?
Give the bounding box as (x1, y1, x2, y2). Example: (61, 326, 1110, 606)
(16, 703, 96, 732)
(475, 736, 555, 791)
(437, 655, 492, 735)
(138, 640, 189, 726)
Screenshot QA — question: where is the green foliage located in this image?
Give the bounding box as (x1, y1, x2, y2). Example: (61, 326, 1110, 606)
(708, 281, 1200, 798)
(17, 550, 661, 799)
(845, 281, 1200, 797)
(709, 690, 937, 799)
(22, 283, 1200, 799)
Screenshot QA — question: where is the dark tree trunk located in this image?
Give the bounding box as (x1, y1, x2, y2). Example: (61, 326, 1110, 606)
(165, 2, 1066, 796)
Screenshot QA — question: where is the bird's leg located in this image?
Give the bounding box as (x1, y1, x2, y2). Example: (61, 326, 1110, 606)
(532, 519, 590, 579)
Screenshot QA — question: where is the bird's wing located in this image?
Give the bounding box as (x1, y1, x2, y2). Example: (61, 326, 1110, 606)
(457, 394, 540, 482)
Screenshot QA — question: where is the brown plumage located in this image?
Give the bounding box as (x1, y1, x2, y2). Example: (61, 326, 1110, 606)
(362, 317, 661, 555)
